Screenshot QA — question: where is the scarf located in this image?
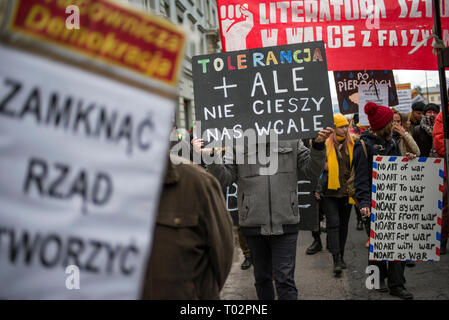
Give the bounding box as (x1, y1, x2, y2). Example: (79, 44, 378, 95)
(326, 136, 354, 190)
(420, 115, 435, 136)
(336, 135, 346, 142)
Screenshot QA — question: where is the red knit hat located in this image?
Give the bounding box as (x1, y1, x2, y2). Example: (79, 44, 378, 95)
(364, 102, 394, 130)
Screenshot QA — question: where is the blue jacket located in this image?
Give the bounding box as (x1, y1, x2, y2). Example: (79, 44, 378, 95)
(353, 131, 401, 209)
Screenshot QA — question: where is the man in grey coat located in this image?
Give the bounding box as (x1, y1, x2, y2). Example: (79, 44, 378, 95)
(208, 128, 332, 300)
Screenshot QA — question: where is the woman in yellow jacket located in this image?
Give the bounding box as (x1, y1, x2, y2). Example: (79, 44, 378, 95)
(321, 113, 356, 277)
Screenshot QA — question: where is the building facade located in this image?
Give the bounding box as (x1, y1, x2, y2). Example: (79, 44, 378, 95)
(128, 0, 221, 130)
(425, 85, 443, 106)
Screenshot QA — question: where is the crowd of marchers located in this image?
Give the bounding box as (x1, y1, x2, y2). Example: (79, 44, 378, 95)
(143, 89, 448, 301)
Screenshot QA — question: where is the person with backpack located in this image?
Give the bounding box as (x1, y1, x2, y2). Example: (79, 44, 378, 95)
(353, 102, 417, 300)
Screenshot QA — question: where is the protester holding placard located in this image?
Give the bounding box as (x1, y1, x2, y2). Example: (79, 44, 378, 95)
(391, 109, 421, 268)
(317, 114, 355, 276)
(353, 102, 417, 300)
(413, 103, 440, 157)
(392, 109, 420, 157)
(208, 128, 333, 300)
(142, 155, 234, 299)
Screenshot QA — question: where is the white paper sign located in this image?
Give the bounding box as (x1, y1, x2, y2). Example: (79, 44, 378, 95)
(369, 157, 444, 261)
(0, 45, 174, 299)
(395, 84, 412, 114)
(411, 94, 426, 105)
(358, 84, 389, 127)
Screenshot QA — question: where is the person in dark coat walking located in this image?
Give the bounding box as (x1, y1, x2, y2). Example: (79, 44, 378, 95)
(353, 102, 417, 300)
(142, 155, 234, 299)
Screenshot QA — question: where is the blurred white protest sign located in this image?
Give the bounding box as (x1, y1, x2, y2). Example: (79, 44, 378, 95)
(412, 94, 426, 105)
(0, 45, 174, 299)
(395, 83, 412, 114)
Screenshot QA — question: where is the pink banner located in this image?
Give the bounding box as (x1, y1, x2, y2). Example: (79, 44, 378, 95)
(216, 0, 449, 70)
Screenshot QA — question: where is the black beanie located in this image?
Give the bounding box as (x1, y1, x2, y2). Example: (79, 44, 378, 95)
(424, 103, 440, 114)
(412, 101, 425, 112)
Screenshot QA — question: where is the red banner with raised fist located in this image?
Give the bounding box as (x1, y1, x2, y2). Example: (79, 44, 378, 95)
(216, 0, 449, 70)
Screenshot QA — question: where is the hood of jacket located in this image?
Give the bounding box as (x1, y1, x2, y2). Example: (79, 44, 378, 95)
(359, 130, 401, 157)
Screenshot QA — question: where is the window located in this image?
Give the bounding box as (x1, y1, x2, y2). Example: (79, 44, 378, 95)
(188, 19, 196, 57)
(160, 1, 170, 18)
(183, 99, 192, 130)
(212, 8, 217, 27)
(200, 35, 205, 54)
(206, 0, 210, 24)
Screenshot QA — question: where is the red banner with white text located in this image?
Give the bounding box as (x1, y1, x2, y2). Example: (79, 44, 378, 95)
(216, 0, 449, 70)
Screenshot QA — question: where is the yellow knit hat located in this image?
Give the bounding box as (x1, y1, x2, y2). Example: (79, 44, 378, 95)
(333, 113, 349, 128)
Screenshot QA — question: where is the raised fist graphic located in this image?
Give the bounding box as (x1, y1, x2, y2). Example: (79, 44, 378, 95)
(220, 4, 254, 51)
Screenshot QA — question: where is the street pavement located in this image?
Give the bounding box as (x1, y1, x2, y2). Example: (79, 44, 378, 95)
(220, 208, 449, 300)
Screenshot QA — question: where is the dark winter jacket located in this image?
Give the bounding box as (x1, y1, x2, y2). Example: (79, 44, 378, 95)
(353, 131, 401, 209)
(208, 140, 325, 236)
(412, 122, 433, 157)
(142, 156, 234, 299)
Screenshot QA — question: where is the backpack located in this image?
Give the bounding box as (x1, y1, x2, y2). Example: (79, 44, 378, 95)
(347, 139, 368, 201)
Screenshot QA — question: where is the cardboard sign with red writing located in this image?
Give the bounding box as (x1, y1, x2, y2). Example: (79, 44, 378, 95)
(3, 0, 185, 87)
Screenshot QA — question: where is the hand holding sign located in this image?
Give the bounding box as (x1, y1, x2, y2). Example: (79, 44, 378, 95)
(405, 152, 417, 160)
(360, 207, 371, 217)
(191, 137, 204, 153)
(314, 127, 334, 143)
